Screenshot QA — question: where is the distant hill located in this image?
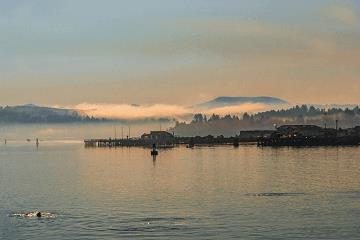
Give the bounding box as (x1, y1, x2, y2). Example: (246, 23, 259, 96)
(0, 104, 101, 123)
(195, 96, 288, 109)
(0, 104, 173, 124)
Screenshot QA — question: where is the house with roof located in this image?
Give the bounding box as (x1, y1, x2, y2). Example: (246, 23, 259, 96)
(141, 131, 175, 147)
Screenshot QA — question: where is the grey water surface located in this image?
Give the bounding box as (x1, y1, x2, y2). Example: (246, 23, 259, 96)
(1, 142, 360, 239)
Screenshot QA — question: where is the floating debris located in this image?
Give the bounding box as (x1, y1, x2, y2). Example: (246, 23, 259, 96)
(10, 211, 56, 219)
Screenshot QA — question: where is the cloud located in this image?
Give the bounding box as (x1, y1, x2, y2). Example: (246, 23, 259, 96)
(202, 103, 272, 116)
(73, 103, 190, 120)
(325, 5, 358, 25)
(70, 102, 276, 121)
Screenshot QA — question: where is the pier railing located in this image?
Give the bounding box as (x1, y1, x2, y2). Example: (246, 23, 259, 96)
(84, 136, 241, 148)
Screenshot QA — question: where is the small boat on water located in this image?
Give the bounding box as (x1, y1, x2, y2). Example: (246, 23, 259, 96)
(233, 138, 240, 147)
(186, 138, 194, 148)
(151, 144, 158, 155)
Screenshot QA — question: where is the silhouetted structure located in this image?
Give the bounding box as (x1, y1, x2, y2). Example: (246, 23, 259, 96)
(141, 131, 175, 147)
(85, 133, 240, 148)
(85, 131, 175, 148)
(258, 124, 360, 146)
(239, 130, 275, 142)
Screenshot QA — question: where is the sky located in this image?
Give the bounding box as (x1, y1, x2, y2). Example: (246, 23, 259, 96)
(1, 0, 360, 107)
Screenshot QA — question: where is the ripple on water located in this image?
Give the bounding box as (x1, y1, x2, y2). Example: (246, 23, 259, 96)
(105, 216, 198, 236)
(245, 192, 306, 197)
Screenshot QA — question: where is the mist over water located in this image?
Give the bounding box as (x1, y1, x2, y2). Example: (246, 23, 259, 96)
(0, 123, 174, 142)
(67, 102, 276, 122)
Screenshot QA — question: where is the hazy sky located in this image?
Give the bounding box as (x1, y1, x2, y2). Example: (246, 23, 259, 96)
(1, 0, 359, 106)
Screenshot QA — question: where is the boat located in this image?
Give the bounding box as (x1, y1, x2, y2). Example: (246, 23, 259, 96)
(233, 138, 240, 147)
(186, 138, 194, 148)
(151, 144, 158, 155)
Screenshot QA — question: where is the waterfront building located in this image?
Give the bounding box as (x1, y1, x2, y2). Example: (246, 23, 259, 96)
(141, 131, 175, 147)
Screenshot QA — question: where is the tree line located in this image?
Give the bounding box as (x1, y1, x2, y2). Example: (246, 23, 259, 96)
(170, 105, 360, 137)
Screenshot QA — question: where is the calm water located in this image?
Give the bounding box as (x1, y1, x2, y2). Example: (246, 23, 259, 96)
(1, 142, 360, 239)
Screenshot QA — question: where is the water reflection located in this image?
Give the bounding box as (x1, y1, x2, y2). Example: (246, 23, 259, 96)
(2, 144, 360, 239)
(152, 154, 157, 166)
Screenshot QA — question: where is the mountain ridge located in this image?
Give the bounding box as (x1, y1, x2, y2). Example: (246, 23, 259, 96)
(0, 104, 98, 123)
(195, 96, 288, 109)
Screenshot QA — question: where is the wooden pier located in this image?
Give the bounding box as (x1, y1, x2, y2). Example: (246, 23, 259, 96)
(84, 138, 150, 147)
(84, 136, 242, 148)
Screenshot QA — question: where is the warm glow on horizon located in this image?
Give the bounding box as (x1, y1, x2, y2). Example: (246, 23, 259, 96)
(0, 1, 359, 106)
(70, 102, 273, 120)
